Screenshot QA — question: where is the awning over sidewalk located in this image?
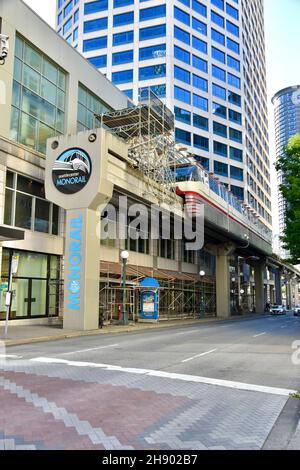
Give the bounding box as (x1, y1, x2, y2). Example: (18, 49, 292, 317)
(0, 226, 25, 242)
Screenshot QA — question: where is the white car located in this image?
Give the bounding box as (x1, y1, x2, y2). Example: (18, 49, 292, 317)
(293, 304, 300, 317)
(270, 305, 287, 315)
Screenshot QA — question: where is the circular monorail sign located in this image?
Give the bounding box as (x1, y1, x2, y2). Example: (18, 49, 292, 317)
(52, 148, 92, 195)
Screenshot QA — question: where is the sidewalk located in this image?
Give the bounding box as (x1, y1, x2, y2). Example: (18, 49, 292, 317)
(1, 313, 266, 348)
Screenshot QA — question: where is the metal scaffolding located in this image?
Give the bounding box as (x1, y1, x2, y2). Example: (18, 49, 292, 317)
(98, 261, 216, 323)
(96, 88, 195, 205)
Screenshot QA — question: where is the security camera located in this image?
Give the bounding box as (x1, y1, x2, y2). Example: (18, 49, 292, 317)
(0, 34, 9, 64)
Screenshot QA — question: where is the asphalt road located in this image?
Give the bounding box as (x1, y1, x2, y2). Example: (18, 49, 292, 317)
(1, 313, 300, 450)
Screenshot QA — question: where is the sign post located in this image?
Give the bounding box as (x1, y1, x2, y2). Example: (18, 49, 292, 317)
(4, 254, 19, 338)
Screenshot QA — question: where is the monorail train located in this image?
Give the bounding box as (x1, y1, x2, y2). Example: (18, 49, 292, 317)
(174, 164, 271, 243)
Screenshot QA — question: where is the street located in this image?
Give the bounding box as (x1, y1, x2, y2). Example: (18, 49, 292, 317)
(0, 314, 300, 450)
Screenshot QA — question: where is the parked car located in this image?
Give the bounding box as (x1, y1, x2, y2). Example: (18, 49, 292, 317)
(293, 304, 300, 316)
(270, 305, 287, 315)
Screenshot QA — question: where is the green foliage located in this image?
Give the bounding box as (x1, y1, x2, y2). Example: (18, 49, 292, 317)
(276, 134, 300, 263)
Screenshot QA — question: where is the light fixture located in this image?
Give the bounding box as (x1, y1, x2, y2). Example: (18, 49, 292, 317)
(120, 250, 129, 260)
(199, 270, 205, 277)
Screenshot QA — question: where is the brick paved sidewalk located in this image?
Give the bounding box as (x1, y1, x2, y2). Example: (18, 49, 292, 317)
(0, 356, 289, 450)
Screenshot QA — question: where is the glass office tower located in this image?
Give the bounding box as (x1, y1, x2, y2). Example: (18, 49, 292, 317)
(57, 0, 272, 232)
(272, 85, 300, 259)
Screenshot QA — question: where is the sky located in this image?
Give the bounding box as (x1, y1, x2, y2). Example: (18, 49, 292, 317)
(23, 0, 300, 233)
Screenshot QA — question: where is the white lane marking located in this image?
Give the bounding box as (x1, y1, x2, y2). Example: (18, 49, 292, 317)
(30, 357, 296, 397)
(0, 354, 23, 359)
(173, 330, 199, 336)
(181, 349, 218, 363)
(59, 343, 119, 356)
(253, 333, 266, 338)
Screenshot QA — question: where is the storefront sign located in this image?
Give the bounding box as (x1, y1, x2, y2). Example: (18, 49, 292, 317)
(67, 214, 83, 310)
(52, 148, 92, 195)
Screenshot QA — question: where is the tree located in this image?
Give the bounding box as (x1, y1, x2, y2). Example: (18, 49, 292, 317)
(275, 134, 300, 263)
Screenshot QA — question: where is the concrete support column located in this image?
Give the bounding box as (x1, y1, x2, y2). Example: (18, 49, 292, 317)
(274, 268, 283, 305)
(215, 243, 235, 318)
(254, 261, 266, 314)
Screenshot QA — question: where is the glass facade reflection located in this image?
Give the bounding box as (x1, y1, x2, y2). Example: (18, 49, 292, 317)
(10, 35, 66, 154)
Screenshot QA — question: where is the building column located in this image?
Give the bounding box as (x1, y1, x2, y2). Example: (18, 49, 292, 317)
(215, 243, 236, 318)
(254, 261, 266, 313)
(274, 268, 283, 305)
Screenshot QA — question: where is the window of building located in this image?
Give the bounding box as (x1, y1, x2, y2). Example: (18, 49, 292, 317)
(139, 44, 166, 61)
(193, 94, 208, 111)
(174, 6, 190, 25)
(194, 134, 209, 151)
(139, 64, 166, 80)
(192, 55, 208, 72)
(174, 65, 190, 84)
(113, 11, 134, 27)
(192, 74, 208, 92)
(84, 0, 108, 15)
(230, 165, 243, 181)
(193, 113, 209, 131)
(113, 30, 134, 46)
(230, 146, 243, 162)
(175, 128, 191, 145)
(226, 20, 239, 37)
(213, 121, 227, 138)
(211, 11, 225, 28)
(212, 64, 226, 82)
(192, 17, 207, 35)
(139, 84, 166, 98)
(112, 69, 133, 84)
(10, 36, 66, 155)
(192, 0, 207, 17)
(229, 127, 242, 143)
(140, 24, 166, 41)
(228, 72, 241, 89)
(174, 107, 191, 125)
(228, 90, 241, 106)
(231, 185, 244, 200)
(83, 36, 107, 52)
(88, 55, 107, 68)
(194, 155, 209, 170)
(140, 5, 166, 21)
(212, 83, 226, 100)
(112, 50, 134, 65)
(213, 101, 227, 118)
(4, 171, 59, 235)
(229, 109, 241, 124)
(174, 25, 190, 44)
(211, 28, 225, 45)
(174, 45, 190, 64)
(114, 0, 134, 6)
(77, 83, 111, 131)
(83, 17, 108, 33)
(174, 85, 191, 104)
(213, 141, 228, 157)
(212, 46, 225, 63)
(214, 161, 228, 176)
(192, 36, 207, 54)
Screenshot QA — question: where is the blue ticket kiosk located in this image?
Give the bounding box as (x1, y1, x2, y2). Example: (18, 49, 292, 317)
(140, 277, 160, 322)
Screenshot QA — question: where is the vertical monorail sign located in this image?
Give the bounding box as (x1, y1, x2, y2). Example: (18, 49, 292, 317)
(45, 129, 114, 331)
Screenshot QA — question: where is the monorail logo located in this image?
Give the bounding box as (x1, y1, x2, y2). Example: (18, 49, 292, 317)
(52, 148, 92, 195)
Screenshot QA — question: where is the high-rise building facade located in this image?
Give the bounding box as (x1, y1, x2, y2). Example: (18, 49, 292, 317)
(57, 0, 272, 232)
(272, 85, 300, 259)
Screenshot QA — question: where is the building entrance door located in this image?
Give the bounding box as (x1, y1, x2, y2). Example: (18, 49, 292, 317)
(10, 278, 47, 319)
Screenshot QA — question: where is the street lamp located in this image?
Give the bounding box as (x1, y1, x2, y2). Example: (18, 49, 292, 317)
(120, 250, 129, 325)
(199, 270, 206, 318)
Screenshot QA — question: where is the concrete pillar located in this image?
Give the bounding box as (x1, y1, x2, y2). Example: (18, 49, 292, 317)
(254, 261, 266, 313)
(274, 268, 283, 305)
(215, 243, 235, 318)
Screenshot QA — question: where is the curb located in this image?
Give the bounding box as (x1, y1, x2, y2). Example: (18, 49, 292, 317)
(2, 314, 268, 348)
